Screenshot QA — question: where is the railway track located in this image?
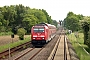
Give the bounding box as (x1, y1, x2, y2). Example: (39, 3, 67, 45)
(7, 48, 43, 60)
(48, 30, 70, 60)
(0, 41, 31, 59)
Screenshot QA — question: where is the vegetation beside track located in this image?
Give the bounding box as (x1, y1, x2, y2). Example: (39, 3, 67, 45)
(0, 36, 31, 53)
(67, 33, 90, 60)
(0, 32, 12, 36)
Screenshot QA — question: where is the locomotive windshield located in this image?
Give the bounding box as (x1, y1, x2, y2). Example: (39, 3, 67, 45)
(33, 28, 44, 32)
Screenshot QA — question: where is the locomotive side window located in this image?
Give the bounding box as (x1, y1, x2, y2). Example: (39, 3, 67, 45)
(33, 28, 44, 32)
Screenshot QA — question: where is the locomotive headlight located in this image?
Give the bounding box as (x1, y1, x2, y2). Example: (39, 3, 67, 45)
(33, 38, 36, 39)
(42, 38, 44, 39)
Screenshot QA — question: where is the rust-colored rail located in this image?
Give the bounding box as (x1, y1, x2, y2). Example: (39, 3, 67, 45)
(29, 48, 43, 60)
(0, 41, 31, 59)
(47, 33, 61, 60)
(13, 48, 43, 60)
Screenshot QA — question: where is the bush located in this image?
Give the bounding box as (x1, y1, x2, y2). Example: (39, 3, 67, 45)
(17, 28, 26, 40)
(87, 30, 90, 48)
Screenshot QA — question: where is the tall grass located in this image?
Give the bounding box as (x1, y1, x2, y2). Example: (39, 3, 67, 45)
(67, 33, 90, 60)
(0, 36, 31, 53)
(0, 32, 13, 36)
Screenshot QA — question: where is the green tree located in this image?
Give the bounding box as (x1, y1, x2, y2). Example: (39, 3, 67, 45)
(87, 27, 90, 48)
(7, 5, 17, 27)
(32, 9, 47, 23)
(64, 12, 83, 32)
(0, 7, 8, 32)
(15, 4, 26, 27)
(81, 16, 90, 45)
(42, 9, 52, 24)
(64, 16, 79, 31)
(52, 20, 57, 27)
(23, 15, 37, 32)
(0, 4, 53, 34)
(0, 10, 3, 26)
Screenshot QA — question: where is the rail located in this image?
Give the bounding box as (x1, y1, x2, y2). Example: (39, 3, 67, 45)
(0, 41, 31, 59)
(48, 31, 70, 60)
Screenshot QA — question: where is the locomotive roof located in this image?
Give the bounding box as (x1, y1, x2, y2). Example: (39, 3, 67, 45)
(35, 23, 47, 26)
(34, 22, 56, 28)
(35, 24, 46, 26)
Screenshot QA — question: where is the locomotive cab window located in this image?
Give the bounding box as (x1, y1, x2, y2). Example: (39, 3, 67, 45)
(33, 28, 38, 32)
(33, 28, 44, 32)
(39, 28, 44, 32)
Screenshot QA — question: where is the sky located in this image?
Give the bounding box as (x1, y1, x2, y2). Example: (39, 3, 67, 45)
(0, 0, 90, 22)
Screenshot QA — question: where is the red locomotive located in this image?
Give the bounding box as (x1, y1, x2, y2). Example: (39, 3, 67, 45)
(31, 23, 56, 46)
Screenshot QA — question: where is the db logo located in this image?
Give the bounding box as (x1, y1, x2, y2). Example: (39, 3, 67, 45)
(37, 33, 40, 35)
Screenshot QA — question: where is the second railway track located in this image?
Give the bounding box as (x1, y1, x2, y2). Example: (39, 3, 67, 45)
(9, 48, 43, 60)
